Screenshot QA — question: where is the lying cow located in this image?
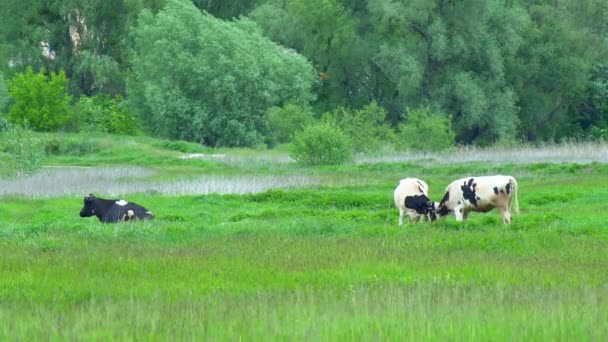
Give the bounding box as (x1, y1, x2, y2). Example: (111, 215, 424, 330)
(436, 175, 519, 224)
(79, 194, 154, 223)
(393, 178, 437, 225)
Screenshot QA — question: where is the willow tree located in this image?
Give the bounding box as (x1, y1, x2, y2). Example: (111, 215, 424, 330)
(128, 0, 316, 146)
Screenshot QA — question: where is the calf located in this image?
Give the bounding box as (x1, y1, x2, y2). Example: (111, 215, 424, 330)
(436, 175, 519, 224)
(79, 194, 154, 223)
(393, 178, 437, 225)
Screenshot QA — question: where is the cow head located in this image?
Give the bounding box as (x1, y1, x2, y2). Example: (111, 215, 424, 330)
(80, 194, 97, 217)
(435, 202, 450, 218)
(425, 201, 438, 222)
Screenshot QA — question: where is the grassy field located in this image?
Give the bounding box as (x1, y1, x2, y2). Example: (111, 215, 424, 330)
(1, 134, 607, 340)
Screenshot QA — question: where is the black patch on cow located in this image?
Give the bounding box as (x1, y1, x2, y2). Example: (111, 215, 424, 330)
(416, 180, 425, 193)
(427, 202, 437, 222)
(493, 186, 499, 195)
(505, 182, 512, 194)
(436, 191, 451, 216)
(436, 205, 450, 216)
(461, 178, 479, 207)
(405, 195, 431, 215)
(439, 191, 449, 205)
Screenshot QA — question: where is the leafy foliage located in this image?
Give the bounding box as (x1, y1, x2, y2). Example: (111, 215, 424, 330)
(397, 107, 455, 152)
(291, 123, 352, 165)
(322, 102, 396, 153)
(7, 67, 71, 131)
(71, 94, 140, 135)
(0, 72, 8, 113)
(128, 0, 316, 147)
(265, 103, 313, 145)
(0, 125, 46, 176)
(1, 0, 608, 146)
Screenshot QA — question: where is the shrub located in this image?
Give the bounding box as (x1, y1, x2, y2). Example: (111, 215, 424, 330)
(0, 72, 9, 113)
(0, 125, 46, 176)
(71, 94, 140, 135)
(291, 123, 352, 165)
(265, 103, 313, 146)
(156, 140, 208, 153)
(397, 107, 455, 152)
(44, 136, 99, 156)
(7, 67, 71, 131)
(589, 126, 608, 140)
(322, 102, 396, 153)
(0, 115, 11, 132)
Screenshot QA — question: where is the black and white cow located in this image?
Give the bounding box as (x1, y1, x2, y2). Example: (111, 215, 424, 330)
(393, 178, 437, 225)
(435, 175, 519, 224)
(79, 194, 154, 223)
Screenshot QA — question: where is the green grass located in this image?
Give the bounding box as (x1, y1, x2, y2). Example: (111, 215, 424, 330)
(1, 134, 608, 340)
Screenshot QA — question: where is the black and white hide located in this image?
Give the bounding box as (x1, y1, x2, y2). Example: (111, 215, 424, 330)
(393, 178, 437, 225)
(435, 175, 519, 224)
(79, 194, 154, 223)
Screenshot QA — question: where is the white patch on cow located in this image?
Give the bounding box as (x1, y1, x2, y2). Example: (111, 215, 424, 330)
(127, 210, 134, 217)
(116, 200, 128, 206)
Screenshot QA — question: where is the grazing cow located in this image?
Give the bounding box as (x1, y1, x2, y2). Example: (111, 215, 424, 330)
(79, 194, 154, 223)
(393, 178, 437, 225)
(435, 175, 519, 224)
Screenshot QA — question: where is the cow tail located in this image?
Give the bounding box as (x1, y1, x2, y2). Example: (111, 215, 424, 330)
(511, 178, 519, 214)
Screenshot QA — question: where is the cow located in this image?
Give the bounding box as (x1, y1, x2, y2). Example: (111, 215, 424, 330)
(79, 194, 154, 223)
(435, 175, 519, 224)
(393, 178, 437, 225)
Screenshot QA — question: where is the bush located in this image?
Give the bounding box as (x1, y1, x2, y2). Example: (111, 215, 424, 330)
(0, 72, 9, 113)
(291, 123, 352, 165)
(44, 136, 100, 156)
(397, 107, 455, 152)
(0, 125, 46, 176)
(7, 67, 71, 131)
(589, 126, 608, 140)
(156, 140, 208, 153)
(70, 94, 140, 135)
(265, 103, 313, 146)
(322, 102, 396, 153)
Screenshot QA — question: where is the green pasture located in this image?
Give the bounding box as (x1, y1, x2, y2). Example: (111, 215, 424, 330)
(1, 136, 607, 340)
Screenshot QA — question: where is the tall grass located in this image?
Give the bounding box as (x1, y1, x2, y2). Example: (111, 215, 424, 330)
(358, 140, 608, 165)
(0, 166, 324, 198)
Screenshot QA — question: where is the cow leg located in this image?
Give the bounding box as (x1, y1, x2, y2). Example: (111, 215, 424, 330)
(454, 207, 465, 221)
(399, 209, 404, 226)
(500, 208, 512, 224)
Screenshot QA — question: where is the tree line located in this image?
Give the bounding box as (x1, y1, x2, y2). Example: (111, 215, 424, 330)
(1, 0, 607, 148)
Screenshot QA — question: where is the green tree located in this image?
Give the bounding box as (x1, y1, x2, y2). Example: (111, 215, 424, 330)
(129, 0, 316, 147)
(0, 0, 164, 96)
(7, 66, 71, 131)
(265, 103, 313, 145)
(397, 107, 455, 152)
(510, 1, 607, 141)
(250, 0, 365, 112)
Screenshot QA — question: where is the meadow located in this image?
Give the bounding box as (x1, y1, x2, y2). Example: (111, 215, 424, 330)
(1, 134, 608, 340)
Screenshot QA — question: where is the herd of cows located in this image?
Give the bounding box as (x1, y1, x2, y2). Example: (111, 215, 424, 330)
(79, 175, 519, 225)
